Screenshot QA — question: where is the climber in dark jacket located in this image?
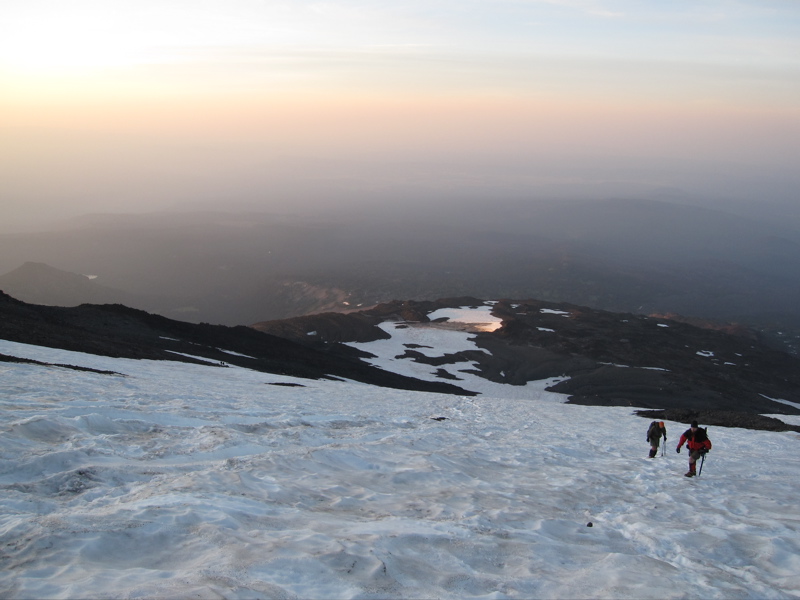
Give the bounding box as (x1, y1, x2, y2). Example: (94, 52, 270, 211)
(676, 420, 712, 477)
(646, 421, 667, 458)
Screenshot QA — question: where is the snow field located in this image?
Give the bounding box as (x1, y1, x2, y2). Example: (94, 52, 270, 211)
(347, 320, 567, 399)
(1, 338, 799, 599)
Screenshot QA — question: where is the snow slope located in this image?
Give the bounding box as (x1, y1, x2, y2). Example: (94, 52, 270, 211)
(347, 313, 567, 399)
(1, 333, 800, 599)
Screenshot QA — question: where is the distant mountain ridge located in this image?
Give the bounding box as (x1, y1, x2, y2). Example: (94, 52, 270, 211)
(2, 201, 800, 349)
(0, 262, 123, 305)
(0, 261, 363, 325)
(0, 262, 174, 314)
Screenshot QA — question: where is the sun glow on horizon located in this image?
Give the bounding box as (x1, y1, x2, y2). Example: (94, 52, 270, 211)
(0, 5, 194, 77)
(2, 19, 116, 73)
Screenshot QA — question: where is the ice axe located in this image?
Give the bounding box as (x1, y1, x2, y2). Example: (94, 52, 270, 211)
(698, 427, 709, 476)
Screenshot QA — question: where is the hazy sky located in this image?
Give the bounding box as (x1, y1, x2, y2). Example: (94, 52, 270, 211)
(2, 1, 799, 230)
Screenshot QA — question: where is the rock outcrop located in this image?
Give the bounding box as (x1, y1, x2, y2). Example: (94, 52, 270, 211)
(254, 297, 800, 430)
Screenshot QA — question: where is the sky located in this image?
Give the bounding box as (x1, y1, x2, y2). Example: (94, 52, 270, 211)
(2, 301, 800, 598)
(2, 1, 800, 230)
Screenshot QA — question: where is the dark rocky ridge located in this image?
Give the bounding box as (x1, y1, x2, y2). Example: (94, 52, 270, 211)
(0, 291, 475, 396)
(635, 409, 797, 433)
(4, 290, 800, 432)
(254, 298, 800, 432)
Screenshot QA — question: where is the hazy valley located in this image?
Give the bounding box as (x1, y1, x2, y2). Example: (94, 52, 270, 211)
(2, 198, 800, 356)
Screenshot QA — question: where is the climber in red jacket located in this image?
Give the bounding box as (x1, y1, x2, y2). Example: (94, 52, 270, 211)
(676, 420, 712, 477)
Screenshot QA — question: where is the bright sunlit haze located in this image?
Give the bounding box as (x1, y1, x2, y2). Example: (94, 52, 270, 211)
(2, 1, 800, 231)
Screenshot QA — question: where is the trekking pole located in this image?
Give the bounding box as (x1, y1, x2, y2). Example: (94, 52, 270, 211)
(698, 453, 706, 476)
